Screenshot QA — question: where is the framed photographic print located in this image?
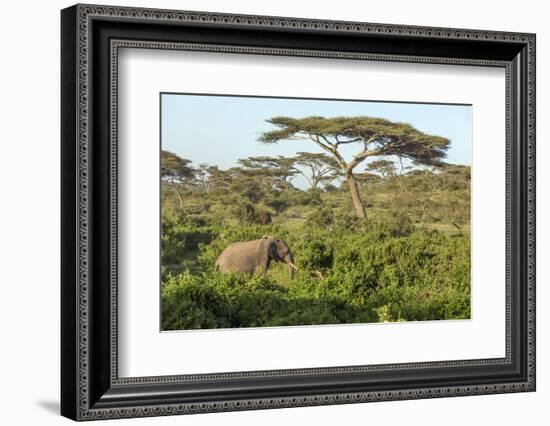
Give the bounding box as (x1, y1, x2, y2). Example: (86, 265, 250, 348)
(61, 4, 536, 421)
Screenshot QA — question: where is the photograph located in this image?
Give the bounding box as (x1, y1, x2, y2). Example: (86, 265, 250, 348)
(160, 93, 472, 331)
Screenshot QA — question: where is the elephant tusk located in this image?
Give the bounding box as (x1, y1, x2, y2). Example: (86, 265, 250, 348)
(288, 262, 298, 270)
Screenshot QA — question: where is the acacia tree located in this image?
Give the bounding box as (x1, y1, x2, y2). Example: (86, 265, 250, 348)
(259, 116, 450, 218)
(238, 156, 298, 191)
(293, 152, 340, 191)
(160, 150, 195, 209)
(225, 166, 267, 203)
(366, 159, 396, 180)
(195, 164, 233, 193)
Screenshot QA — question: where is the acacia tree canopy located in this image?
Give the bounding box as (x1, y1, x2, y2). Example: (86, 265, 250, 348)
(367, 160, 397, 179)
(238, 156, 298, 191)
(161, 150, 195, 182)
(259, 116, 450, 218)
(292, 152, 341, 191)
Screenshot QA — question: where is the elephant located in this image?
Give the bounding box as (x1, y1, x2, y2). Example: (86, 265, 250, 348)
(215, 236, 297, 279)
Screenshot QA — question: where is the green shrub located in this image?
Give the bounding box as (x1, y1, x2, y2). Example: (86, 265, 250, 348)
(161, 213, 470, 329)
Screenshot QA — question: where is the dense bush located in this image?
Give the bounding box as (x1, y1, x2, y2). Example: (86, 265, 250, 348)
(161, 209, 216, 272)
(161, 271, 379, 330)
(161, 213, 470, 329)
(160, 162, 471, 330)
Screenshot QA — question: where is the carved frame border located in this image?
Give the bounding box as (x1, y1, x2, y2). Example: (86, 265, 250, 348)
(61, 3, 536, 421)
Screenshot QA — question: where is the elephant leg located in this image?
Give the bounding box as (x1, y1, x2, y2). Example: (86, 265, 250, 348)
(258, 258, 270, 275)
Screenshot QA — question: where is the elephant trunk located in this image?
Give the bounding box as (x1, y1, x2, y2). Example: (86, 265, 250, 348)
(284, 253, 297, 279)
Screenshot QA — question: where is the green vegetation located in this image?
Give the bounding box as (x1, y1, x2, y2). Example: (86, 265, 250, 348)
(161, 115, 471, 330)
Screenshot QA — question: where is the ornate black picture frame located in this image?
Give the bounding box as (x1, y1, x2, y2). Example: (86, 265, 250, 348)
(61, 4, 536, 421)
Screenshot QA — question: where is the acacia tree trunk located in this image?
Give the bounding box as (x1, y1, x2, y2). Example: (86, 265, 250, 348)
(311, 177, 320, 191)
(169, 181, 184, 210)
(345, 173, 367, 218)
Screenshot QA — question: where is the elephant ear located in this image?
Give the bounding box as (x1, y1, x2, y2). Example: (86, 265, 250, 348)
(267, 239, 279, 260)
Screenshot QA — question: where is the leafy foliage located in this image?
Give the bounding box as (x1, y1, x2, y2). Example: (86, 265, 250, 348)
(162, 211, 470, 330)
(258, 116, 450, 165)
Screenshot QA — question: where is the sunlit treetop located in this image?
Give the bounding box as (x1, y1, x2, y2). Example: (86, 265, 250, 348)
(258, 116, 450, 170)
(161, 150, 195, 181)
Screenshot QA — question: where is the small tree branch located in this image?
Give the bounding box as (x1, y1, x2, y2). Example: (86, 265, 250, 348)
(308, 135, 348, 170)
(345, 149, 370, 175)
(319, 134, 336, 148)
(318, 168, 334, 178)
(335, 136, 362, 149)
(167, 180, 185, 208)
(296, 169, 314, 188)
(308, 135, 332, 152)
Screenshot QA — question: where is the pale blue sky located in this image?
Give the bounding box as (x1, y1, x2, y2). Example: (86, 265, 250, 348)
(161, 93, 471, 188)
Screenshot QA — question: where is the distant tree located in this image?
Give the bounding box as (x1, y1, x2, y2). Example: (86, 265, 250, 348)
(292, 152, 341, 191)
(160, 150, 195, 209)
(195, 164, 232, 193)
(238, 156, 298, 192)
(322, 183, 339, 192)
(225, 167, 266, 203)
(259, 116, 450, 218)
(366, 160, 396, 179)
(412, 166, 436, 226)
